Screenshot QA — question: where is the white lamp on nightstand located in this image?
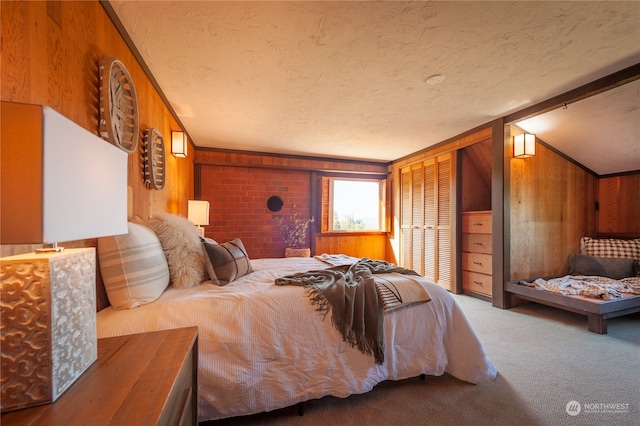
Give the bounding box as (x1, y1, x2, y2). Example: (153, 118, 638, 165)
(0, 102, 128, 412)
(188, 200, 210, 237)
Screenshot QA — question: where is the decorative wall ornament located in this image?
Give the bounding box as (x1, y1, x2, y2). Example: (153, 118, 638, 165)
(267, 195, 284, 212)
(142, 128, 166, 190)
(99, 57, 139, 153)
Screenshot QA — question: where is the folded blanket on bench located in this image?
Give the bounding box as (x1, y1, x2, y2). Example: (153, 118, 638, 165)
(275, 258, 430, 364)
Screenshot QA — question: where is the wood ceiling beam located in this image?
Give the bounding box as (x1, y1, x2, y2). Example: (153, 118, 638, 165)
(504, 62, 640, 124)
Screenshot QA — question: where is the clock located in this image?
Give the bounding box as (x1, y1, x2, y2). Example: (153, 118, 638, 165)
(99, 57, 139, 153)
(142, 128, 166, 190)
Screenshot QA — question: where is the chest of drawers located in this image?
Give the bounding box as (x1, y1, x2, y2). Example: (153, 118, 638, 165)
(462, 211, 492, 298)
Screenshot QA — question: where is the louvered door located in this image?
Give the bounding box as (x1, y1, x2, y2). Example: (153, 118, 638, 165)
(400, 168, 412, 270)
(436, 155, 452, 289)
(422, 159, 436, 281)
(411, 165, 424, 275)
(399, 153, 453, 291)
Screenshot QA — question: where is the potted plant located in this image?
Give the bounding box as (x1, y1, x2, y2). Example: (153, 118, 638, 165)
(276, 203, 315, 257)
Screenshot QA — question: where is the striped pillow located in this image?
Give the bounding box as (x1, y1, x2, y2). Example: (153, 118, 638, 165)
(98, 222, 170, 309)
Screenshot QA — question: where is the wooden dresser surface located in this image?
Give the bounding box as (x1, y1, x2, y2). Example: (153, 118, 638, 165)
(1, 327, 198, 426)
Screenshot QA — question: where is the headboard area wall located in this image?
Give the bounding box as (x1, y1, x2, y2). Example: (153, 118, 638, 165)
(1, 1, 195, 310)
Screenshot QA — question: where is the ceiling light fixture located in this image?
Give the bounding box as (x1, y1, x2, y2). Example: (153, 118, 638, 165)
(425, 74, 446, 85)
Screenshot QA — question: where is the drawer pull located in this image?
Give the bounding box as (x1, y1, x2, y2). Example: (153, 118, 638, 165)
(473, 280, 484, 286)
(473, 242, 484, 246)
(473, 261, 483, 266)
(473, 222, 484, 226)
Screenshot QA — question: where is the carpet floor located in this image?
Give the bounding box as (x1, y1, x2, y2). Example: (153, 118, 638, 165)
(205, 294, 640, 426)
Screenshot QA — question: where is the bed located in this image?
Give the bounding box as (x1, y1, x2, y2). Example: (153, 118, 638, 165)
(94, 215, 496, 422)
(505, 236, 640, 334)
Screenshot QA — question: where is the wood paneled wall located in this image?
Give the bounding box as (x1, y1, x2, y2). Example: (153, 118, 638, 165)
(509, 141, 598, 279)
(598, 174, 640, 236)
(315, 233, 388, 260)
(1, 0, 193, 309)
(1, 0, 193, 229)
(460, 138, 492, 212)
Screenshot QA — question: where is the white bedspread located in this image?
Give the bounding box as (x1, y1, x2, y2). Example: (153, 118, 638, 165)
(97, 257, 496, 421)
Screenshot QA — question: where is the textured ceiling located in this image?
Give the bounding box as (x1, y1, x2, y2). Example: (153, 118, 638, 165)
(107, 1, 640, 174)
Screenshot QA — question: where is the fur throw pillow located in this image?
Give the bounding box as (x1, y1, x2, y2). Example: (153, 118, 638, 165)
(147, 213, 207, 288)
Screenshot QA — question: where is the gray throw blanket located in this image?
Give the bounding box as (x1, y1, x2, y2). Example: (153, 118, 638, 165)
(275, 258, 420, 364)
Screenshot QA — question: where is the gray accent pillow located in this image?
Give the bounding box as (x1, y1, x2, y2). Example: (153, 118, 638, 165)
(203, 238, 253, 285)
(568, 254, 636, 280)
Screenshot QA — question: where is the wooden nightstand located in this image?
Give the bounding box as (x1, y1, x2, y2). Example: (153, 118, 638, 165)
(1, 327, 198, 426)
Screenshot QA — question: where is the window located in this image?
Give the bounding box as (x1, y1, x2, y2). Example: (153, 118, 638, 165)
(329, 178, 385, 232)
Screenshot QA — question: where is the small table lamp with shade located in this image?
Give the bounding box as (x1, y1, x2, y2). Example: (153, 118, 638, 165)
(188, 200, 210, 237)
(0, 102, 128, 412)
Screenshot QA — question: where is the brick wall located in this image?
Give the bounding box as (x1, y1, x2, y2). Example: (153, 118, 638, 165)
(199, 165, 313, 258)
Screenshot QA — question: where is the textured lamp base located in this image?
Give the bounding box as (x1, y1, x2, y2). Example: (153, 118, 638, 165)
(0, 248, 97, 412)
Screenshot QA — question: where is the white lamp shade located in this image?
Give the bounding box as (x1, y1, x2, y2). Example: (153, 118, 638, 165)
(0, 102, 128, 244)
(513, 133, 536, 158)
(188, 200, 210, 226)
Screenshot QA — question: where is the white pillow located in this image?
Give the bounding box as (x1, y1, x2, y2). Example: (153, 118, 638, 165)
(98, 222, 170, 309)
(146, 213, 208, 288)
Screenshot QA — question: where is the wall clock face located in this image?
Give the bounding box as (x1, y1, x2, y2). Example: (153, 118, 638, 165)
(99, 57, 139, 153)
(142, 128, 166, 190)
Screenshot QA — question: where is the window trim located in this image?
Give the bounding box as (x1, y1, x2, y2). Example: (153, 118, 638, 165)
(328, 176, 387, 232)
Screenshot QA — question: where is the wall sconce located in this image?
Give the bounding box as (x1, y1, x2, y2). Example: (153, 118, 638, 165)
(0, 102, 128, 411)
(171, 130, 188, 158)
(188, 200, 210, 237)
(513, 132, 536, 158)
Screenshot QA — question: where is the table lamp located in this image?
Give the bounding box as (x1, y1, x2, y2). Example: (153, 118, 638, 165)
(188, 200, 210, 237)
(0, 102, 128, 411)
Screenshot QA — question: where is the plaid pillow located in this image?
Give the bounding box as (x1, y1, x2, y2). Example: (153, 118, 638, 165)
(580, 237, 640, 261)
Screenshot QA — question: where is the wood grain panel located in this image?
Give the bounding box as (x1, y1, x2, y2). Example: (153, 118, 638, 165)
(510, 141, 598, 279)
(462, 211, 492, 234)
(462, 252, 492, 275)
(392, 126, 492, 170)
(460, 138, 492, 212)
(195, 149, 387, 175)
(462, 271, 492, 297)
(598, 174, 640, 235)
(462, 234, 492, 255)
(314, 233, 387, 260)
(1, 0, 194, 226)
(1, 1, 194, 311)
(1, 327, 198, 426)
(0, 103, 44, 244)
